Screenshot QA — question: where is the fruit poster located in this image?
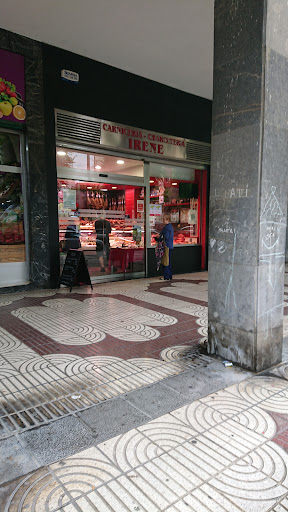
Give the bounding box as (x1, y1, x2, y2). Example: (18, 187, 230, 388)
(0, 49, 26, 124)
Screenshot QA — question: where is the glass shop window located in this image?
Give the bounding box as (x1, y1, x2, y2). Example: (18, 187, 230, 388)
(56, 149, 144, 178)
(149, 163, 202, 246)
(0, 171, 26, 263)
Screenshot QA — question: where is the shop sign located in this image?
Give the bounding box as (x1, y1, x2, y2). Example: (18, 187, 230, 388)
(101, 121, 186, 160)
(61, 69, 79, 84)
(0, 49, 26, 124)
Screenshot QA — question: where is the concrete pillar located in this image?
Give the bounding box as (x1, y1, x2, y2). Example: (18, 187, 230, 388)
(208, 0, 288, 371)
(286, 210, 288, 263)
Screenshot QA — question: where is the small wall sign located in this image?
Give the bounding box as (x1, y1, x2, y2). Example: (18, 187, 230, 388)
(61, 70, 79, 84)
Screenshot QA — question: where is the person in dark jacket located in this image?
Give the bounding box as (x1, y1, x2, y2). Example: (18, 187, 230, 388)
(160, 213, 174, 280)
(95, 216, 111, 272)
(64, 224, 81, 250)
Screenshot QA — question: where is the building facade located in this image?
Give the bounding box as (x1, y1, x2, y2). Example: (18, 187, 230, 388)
(0, 29, 212, 290)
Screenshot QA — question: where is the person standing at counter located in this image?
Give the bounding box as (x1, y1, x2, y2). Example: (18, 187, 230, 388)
(95, 215, 111, 272)
(160, 213, 174, 280)
(64, 224, 81, 250)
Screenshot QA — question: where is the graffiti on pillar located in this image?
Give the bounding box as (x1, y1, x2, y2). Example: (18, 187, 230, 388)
(224, 231, 237, 309)
(259, 186, 286, 338)
(209, 213, 238, 310)
(260, 186, 286, 290)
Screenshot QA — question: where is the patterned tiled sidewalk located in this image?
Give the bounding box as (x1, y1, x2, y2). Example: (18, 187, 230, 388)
(0, 274, 211, 439)
(2, 375, 288, 511)
(1, 271, 288, 510)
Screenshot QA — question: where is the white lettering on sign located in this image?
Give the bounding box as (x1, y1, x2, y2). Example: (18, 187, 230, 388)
(61, 70, 79, 84)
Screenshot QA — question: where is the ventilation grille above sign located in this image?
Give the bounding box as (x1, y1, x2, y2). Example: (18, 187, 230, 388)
(55, 109, 211, 164)
(186, 141, 211, 164)
(56, 110, 101, 146)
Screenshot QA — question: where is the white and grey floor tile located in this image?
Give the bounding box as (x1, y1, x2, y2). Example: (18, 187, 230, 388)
(2, 374, 288, 510)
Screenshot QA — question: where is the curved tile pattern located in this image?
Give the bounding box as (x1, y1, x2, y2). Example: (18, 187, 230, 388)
(4, 375, 288, 511)
(11, 297, 177, 345)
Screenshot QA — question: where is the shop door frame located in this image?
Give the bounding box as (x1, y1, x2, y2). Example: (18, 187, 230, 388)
(57, 152, 147, 280)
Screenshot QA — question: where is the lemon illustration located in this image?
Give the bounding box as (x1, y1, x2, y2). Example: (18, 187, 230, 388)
(9, 97, 18, 107)
(0, 101, 13, 116)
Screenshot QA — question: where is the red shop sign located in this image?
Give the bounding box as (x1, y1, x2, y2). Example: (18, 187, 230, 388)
(101, 121, 186, 160)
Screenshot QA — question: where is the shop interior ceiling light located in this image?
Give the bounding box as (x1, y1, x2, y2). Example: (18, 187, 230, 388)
(57, 151, 66, 156)
(95, 165, 102, 169)
(87, 186, 92, 189)
(112, 186, 117, 189)
(117, 159, 125, 164)
(149, 180, 154, 183)
(172, 182, 178, 185)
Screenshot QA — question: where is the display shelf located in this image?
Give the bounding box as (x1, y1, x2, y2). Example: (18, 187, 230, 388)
(162, 202, 190, 206)
(72, 218, 145, 251)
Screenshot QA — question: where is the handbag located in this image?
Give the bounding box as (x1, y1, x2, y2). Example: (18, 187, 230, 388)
(155, 234, 165, 271)
(161, 246, 169, 267)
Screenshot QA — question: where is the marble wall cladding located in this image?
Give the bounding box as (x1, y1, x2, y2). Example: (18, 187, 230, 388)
(265, 50, 288, 130)
(209, 123, 261, 266)
(213, 0, 264, 136)
(266, 0, 288, 59)
(265, 2, 288, 267)
(258, 7, 288, 341)
(0, 29, 50, 288)
(213, 54, 262, 135)
(256, 326, 283, 372)
(208, 321, 255, 370)
(208, 262, 256, 332)
(210, 0, 288, 370)
(257, 261, 284, 332)
(259, 125, 288, 270)
(214, 0, 265, 70)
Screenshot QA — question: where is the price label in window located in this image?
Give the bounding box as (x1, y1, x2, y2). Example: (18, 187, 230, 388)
(137, 200, 144, 213)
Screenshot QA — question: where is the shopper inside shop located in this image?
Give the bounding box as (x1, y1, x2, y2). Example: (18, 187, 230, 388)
(95, 215, 111, 272)
(64, 224, 81, 250)
(159, 213, 174, 280)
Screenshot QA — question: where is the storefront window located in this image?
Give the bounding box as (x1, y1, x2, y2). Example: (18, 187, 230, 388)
(0, 171, 25, 263)
(56, 149, 143, 177)
(149, 163, 202, 246)
(0, 132, 21, 167)
(58, 179, 145, 278)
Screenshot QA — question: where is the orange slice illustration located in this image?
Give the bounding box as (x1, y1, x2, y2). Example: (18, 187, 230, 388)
(13, 105, 26, 120)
